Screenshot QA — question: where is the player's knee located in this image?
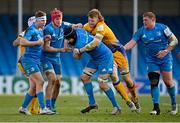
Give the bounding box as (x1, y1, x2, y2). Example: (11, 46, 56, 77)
(80, 74, 91, 82)
(55, 79, 61, 88)
(110, 73, 118, 83)
(148, 72, 160, 87)
(56, 75, 62, 81)
(98, 77, 109, 90)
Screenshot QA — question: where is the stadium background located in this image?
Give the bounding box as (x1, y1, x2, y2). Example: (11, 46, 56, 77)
(0, 0, 180, 94)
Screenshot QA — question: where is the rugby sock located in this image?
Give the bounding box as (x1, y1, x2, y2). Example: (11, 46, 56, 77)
(167, 86, 176, 105)
(29, 97, 37, 110)
(151, 86, 160, 104)
(46, 99, 51, 109)
(51, 98, 56, 109)
(84, 82, 96, 105)
(22, 93, 33, 108)
(113, 81, 131, 102)
(104, 88, 120, 108)
(36, 91, 45, 109)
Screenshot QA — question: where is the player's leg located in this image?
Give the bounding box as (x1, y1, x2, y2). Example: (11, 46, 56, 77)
(113, 51, 138, 112)
(19, 77, 36, 115)
(80, 61, 98, 113)
(161, 61, 177, 115)
(31, 71, 55, 115)
(111, 64, 129, 101)
(42, 59, 57, 111)
(148, 63, 161, 115)
(17, 57, 38, 114)
(98, 74, 121, 115)
(51, 63, 62, 112)
(98, 56, 121, 115)
(45, 70, 56, 110)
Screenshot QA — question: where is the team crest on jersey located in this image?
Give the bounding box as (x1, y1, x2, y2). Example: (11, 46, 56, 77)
(97, 25, 104, 32)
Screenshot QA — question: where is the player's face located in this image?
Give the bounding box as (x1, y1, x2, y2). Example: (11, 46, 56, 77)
(88, 16, 99, 28)
(54, 16, 62, 27)
(143, 17, 155, 29)
(36, 20, 46, 29)
(67, 38, 75, 45)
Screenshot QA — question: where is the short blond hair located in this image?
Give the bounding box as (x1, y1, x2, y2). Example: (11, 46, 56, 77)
(88, 9, 104, 21)
(143, 12, 156, 19)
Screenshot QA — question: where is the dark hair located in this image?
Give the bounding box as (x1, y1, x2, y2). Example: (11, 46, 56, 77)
(64, 27, 77, 45)
(35, 10, 46, 18)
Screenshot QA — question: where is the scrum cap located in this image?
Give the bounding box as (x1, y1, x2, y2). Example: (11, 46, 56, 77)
(51, 8, 62, 22)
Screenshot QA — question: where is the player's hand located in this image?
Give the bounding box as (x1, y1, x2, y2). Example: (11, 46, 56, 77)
(37, 39, 44, 45)
(123, 46, 127, 51)
(13, 38, 20, 46)
(44, 35, 51, 42)
(58, 48, 66, 52)
(64, 47, 73, 52)
(72, 23, 83, 28)
(156, 50, 169, 59)
(73, 48, 81, 55)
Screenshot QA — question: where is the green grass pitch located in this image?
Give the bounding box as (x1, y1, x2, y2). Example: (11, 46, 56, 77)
(0, 94, 179, 122)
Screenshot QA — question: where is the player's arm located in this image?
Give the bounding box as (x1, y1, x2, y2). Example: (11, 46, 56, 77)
(79, 33, 103, 53)
(13, 31, 25, 46)
(156, 27, 178, 59)
(43, 35, 66, 52)
(166, 34, 178, 52)
(124, 39, 137, 50)
(19, 37, 44, 47)
(63, 39, 73, 52)
(73, 48, 82, 59)
(72, 23, 83, 28)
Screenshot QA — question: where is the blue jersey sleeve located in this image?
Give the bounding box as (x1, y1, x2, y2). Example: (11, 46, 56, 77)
(132, 27, 143, 42)
(62, 21, 72, 28)
(161, 24, 173, 38)
(24, 28, 34, 41)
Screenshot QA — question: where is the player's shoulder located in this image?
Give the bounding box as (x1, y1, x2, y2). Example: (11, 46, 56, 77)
(156, 23, 168, 29)
(96, 21, 106, 32)
(24, 25, 36, 34)
(44, 23, 53, 30)
(83, 23, 91, 30)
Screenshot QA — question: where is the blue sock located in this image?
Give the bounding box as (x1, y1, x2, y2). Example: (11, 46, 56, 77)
(84, 82, 96, 105)
(151, 86, 160, 104)
(167, 86, 176, 105)
(22, 93, 33, 108)
(46, 99, 51, 108)
(51, 98, 56, 109)
(36, 91, 45, 109)
(104, 88, 120, 108)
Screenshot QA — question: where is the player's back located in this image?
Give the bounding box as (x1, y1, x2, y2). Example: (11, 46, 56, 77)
(23, 25, 43, 62)
(75, 28, 112, 61)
